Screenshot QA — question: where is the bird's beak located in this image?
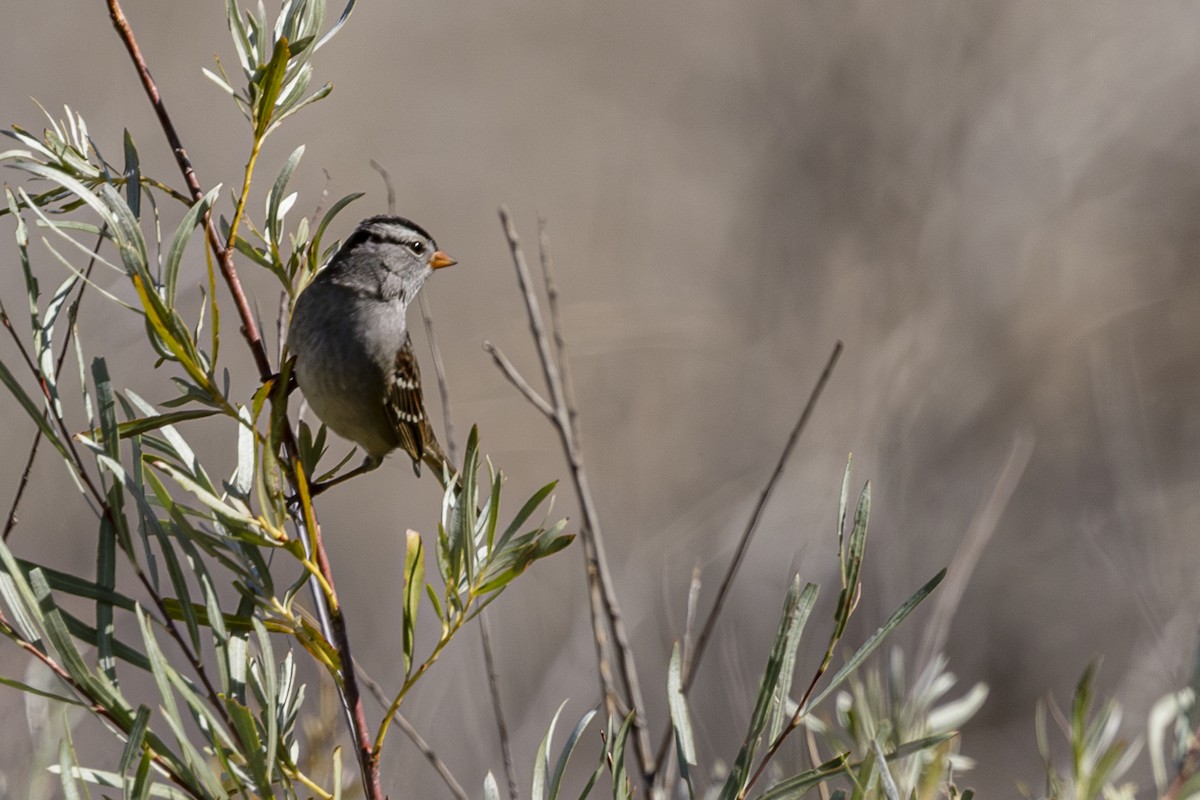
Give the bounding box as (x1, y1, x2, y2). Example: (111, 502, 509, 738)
(430, 250, 456, 269)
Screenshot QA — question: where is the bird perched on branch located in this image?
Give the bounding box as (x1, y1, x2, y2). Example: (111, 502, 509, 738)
(287, 215, 456, 493)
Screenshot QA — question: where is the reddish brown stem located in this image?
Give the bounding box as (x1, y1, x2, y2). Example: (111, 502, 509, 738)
(103, 3, 380, 797)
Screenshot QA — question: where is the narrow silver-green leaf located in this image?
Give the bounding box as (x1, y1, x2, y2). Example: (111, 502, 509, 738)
(403, 529, 424, 677)
(0, 674, 84, 705)
(483, 772, 501, 800)
(668, 643, 697, 766)
(533, 701, 568, 800)
(807, 569, 946, 712)
(0, 357, 72, 463)
(266, 145, 304, 249)
(756, 754, 850, 800)
(92, 359, 121, 690)
(307, 191, 363, 275)
(57, 736, 86, 800)
(718, 575, 811, 800)
(837, 455, 852, 561)
(768, 582, 819, 742)
(548, 708, 597, 800)
(314, 0, 357, 50)
(494, 480, 557, 554)
(123, 129, 141, 219)
(164, 188, 219, 307)
(118, 705, 152, 792)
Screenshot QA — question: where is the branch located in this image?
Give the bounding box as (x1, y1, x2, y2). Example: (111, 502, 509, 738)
(103, 4, 379, 797)
(483, 341, 555, 422)
(536, 219, 579, 441)
(355, 662, 469, 800)
(4, 228, 105, 541)
(494, 208, 653, 779)
(686, 342, 842, 687)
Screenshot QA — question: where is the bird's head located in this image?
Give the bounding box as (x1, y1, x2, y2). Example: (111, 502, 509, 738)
(339, 215, 456, 296)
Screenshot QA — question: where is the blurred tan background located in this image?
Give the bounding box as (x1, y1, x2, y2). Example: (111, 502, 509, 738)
(2, 1, 1200, 796)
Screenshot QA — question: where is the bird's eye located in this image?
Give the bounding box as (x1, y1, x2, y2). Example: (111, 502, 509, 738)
(409, 241, 426, 254)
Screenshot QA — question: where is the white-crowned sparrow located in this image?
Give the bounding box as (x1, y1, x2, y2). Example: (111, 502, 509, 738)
(287, 215, 455, 491)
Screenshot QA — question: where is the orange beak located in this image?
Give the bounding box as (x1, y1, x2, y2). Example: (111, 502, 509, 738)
(430, 250, 456, 269)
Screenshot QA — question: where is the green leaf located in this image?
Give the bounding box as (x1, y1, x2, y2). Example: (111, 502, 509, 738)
(314, 0, 358, 50)
(0, 352, 72, 464)
(548, 709, 597, 800)
(483, 772, 501, 800)
(269, 82, 333, 132)
(117, 705, 151, 795)
(0, 534, 46, 643)
(57, 736, 86, 800)
(719, 576, 817, 800)
(13, 559, 137, 612)
(146, 457, 260, 531)
(266, 145, 304, 251)
(833, 481, 869, 640)
(307, 191, 363, 278)
(533, 701, 568, 800)
(0, 674, 85, 706)
(494, 480, 558, 554)
(668, 643, 697, 767)
(609, 713, 635, 800)
(164, 188, 219, 308)
(97, 183, 149, 279)
(807, 568, 947, 712)
(757, 754, 850, 800)
(104, 408, 220, 441)
(95, 510, 119, 685)
(403, 530, 424, 677)
(768, 583, 818, 742)
(225, 0, 253, 74)
(254, 37, 292, 138)
(123, 129, 141, 219)
(135, 607, 225, 796)
(30, 568, 94, 687)
(447, 427, 480, 585)
(837, 455, 852, 559)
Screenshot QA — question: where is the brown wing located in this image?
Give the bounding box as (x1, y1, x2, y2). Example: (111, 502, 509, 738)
(387, 333, 451, 478)
(387, 332, 430, 473)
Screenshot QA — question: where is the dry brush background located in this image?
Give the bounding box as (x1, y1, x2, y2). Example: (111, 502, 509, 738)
(2, 1, 1199, 796)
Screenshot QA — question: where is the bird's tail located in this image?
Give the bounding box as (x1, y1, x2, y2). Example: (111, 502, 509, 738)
(417, 426, 463, 493)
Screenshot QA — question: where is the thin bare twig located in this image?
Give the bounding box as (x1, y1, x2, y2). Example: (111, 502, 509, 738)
(355, 662, 469, 800)
(681, 565, 702, 676)
(483, 341, 555, 421)
(494, 208, 653, 779)
(104, 4, 378, 797)
(536, 218, 579, 442)
(4, 228, 104, 541)
(476, 604, 520, 800)
(417, 293, 458, 461)
(685, 341, 843, 687)
(0, 295, 242, 749)
(804, 729, 832, 800)
(0, 610, 197, 796)
(654, 340, 843, 771)
(368, 159, 396, 218)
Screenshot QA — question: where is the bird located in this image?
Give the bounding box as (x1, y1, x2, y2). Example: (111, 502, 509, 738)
(286, 214, 456, 494)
